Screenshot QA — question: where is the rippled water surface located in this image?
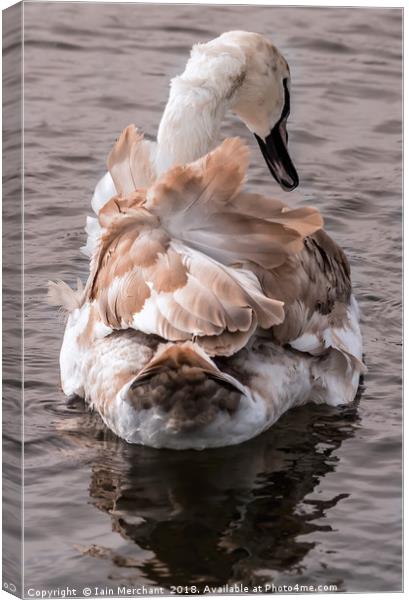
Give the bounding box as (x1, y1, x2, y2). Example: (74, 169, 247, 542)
(20, 2, 402, 594)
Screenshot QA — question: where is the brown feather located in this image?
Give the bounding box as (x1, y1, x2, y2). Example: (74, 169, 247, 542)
(146, 137, 249, 217)
(147, 249, 188, 293)
(114, 271, 151, 326)
(84, 133, 345, 360)
(107, 125, 155, 195)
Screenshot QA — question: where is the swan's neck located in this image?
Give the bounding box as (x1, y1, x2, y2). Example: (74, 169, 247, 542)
(155, 79, 229, 175)
(155, 45, 245, 174)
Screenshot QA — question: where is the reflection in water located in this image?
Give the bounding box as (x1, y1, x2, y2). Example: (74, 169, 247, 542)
(63, 394, 361, 589)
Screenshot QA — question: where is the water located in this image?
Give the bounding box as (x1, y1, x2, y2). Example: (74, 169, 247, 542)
(17, 2, 403, 594)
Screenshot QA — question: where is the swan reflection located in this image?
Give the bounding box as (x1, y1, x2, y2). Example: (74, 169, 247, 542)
(62, 395, 361, 589)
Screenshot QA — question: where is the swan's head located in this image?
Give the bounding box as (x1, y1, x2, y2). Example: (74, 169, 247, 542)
(202, 31, 299, 191)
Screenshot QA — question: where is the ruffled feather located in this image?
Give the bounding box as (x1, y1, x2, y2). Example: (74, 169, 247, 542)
(81, 133, 324, 357)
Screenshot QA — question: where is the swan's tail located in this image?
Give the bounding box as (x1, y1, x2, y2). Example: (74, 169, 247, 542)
(83, 336, 251, 448)
(122, 342, 249, 434)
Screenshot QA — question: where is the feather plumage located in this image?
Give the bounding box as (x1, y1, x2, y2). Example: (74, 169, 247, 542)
(82, 134, 325, 356)
(106, 125, 155, 195)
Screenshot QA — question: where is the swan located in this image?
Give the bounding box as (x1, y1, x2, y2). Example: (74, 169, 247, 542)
(49, 127, 365, 450)
(83, 30, 298, 257)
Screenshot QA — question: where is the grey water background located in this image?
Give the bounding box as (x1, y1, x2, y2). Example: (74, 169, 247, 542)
(20, 2, 402, 593)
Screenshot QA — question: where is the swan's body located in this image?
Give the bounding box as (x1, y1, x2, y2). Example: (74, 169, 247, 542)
(64, 330, 358, 451)
(50, 31, 364, 450)
(55, 285, 361, 450)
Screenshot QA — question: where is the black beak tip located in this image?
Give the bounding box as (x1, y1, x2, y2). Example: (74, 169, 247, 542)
(280, 171, 299, 192)
(254, 133, 299, 191)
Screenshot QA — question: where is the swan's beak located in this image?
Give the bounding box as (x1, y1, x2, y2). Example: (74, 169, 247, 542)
(254, 123, 299, 191)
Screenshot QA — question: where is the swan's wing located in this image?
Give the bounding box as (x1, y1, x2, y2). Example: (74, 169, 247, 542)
(107, 124, 156, 196)
(258, 229, 365, 371)
(292, 233, 364, 371)
(91, 133, 322, 268)
(146, 137, 323, 270)
(85, 135, 324, 357)
(86, 126, 157, 257)
(85, 202, 284, 357)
